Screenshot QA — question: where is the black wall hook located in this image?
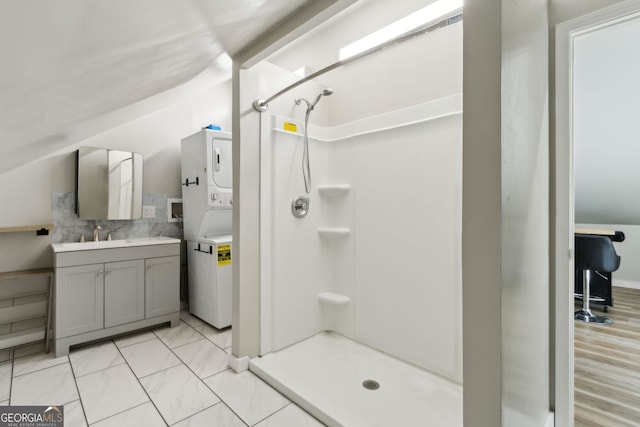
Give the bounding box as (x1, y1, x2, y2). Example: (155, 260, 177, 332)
(36, 228, 50, 236)
(182, 177, 199, 187)
(194, 243, 213, 255)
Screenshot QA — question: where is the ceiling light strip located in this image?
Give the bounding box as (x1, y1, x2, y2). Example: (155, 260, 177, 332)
(339, 0, 463, 60)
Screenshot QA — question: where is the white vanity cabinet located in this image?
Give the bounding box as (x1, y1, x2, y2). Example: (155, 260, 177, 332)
(52, 237, 180, 357)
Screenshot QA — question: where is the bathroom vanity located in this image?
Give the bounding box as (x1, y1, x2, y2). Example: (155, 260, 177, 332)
(51, 237, 180, 356)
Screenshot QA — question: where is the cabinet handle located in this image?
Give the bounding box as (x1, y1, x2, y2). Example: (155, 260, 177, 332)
(147, 264, 152, 270)
(98, 270, 103, 275)
(106, 269, 112, 274)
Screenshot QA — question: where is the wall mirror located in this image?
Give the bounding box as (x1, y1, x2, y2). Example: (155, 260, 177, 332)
(76, 147, 143, 220)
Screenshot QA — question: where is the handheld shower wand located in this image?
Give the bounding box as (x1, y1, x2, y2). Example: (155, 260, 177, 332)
(291, 88, 333, 218)
(294, 88, 333, 194)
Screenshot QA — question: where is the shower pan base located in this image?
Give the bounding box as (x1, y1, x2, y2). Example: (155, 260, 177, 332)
(250, 331, 462, 427)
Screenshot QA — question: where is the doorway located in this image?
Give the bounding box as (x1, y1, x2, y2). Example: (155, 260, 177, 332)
(555, 1, 640, 425)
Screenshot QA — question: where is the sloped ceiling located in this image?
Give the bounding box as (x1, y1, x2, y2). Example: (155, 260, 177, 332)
(0, 0, 311, 173)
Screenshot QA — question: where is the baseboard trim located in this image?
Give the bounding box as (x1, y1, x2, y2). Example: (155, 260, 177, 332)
(228, 354, 249, 372)
(613, 279, 640, 290)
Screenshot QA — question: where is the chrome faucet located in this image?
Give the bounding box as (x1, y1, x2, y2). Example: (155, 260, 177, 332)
(93, 225, 101, 242)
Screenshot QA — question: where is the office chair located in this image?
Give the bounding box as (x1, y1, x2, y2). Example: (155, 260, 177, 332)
(574, 234, 620, 324)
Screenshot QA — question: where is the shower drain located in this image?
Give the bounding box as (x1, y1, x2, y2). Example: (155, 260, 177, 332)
(362, 379, 380, 390)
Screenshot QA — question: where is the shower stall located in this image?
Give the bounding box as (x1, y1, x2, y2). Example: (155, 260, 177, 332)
(232, 0, 554, 424)
(230, 5, 466, 424)
(243, 56, 463, 423)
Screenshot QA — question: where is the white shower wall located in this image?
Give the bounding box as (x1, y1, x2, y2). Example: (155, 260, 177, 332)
(261, 96, 463, 382)
(353, 113, 462, 381)
(261, 120, 341, 347)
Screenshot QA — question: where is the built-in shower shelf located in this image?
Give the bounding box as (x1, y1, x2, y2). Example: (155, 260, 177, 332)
(317, 184, 350, 197)
(317, 292, 350, 305)
(317, 227, 351, 239)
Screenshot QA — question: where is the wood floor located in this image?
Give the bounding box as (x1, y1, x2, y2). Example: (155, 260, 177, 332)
(574, 286, 640, 427)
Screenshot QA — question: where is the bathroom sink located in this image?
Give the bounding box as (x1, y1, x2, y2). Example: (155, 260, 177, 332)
(52, 236, 180, 252)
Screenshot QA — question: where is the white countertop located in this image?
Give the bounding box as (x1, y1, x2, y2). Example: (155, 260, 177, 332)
(51, 236, 181, 253)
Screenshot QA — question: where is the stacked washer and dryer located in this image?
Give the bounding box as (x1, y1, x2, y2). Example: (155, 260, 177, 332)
(180, 129, 232, 329)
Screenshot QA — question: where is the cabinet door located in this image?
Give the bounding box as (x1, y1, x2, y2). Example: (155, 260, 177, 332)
(104, 259, 145, 328)
(56, 264, 104, 338)
(145, 256, 180, 318)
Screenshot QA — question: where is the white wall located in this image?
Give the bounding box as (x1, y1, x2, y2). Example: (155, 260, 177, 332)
(232, 61, 312, 359)
(462, 2, 502, 424)
(0, 80, 231, 273)
(352, 110, 462, 381)
(267, 10, 463, 127)
(501, 0, 550, 424)
(574, 15, 640, 224)
(263, 117, 336, 351)
(323, 23, 462, 125)
(463, 0, 550, 425)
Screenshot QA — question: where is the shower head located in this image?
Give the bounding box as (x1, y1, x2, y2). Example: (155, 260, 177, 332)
(311, 88, 333, 109)
(295, 88, 334, 111)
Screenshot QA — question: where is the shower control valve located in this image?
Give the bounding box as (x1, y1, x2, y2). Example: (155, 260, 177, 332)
(292, 196, 310, 218)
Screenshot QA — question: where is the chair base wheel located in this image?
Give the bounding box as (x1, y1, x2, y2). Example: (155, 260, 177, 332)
(575, 309, 612, 324)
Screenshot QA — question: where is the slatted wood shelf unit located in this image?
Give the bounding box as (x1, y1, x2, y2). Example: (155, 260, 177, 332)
(0, 268, 53, 353)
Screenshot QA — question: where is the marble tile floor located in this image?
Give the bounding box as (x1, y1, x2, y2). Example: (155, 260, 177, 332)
(0, 310, 324, 426)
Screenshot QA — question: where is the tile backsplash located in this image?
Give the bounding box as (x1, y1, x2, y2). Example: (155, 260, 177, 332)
(52, 192, 182, 244)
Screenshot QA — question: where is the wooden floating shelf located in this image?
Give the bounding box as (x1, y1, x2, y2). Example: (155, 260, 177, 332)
(317, 292, 350, 305)
(317, 227, 351, 239)
(0, 224, 53, 236)
(317, 184, 351, 197)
